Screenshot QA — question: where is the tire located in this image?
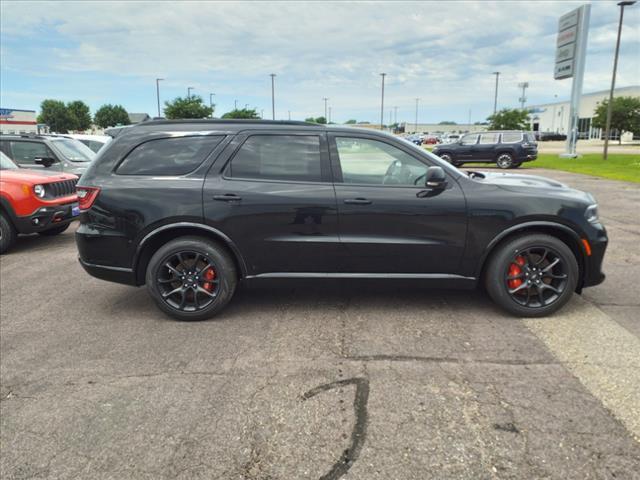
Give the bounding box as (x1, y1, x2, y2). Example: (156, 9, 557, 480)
(496, 153, 514, 169)
(145, 236, 237, 321)
(0, 214, 17, 254)
(439, 153, 462, 167)
(484, 234, 578, 317)
(38, 223, 70, 236)
(510, 162, 522, 169)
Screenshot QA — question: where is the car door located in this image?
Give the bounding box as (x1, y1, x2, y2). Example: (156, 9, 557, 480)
(471, 132, 499, 160)
(457, 134, 479, 160)
(329, 133, 467, 274)
(6, 140, 61, 171)
(203, 131, 341, 276)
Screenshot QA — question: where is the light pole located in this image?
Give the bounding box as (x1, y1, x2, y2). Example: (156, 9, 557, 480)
(492, 72, 500, 114)
(288, 110, 291, 121)
(155, 78, 164, 117)
(518, 82, 529, 109)
(379, 73, 386, 130)
(328, 106, 332, 123)
(552, 94, 558, 132)
(234, 99, 238, 110)
(209, 93, 215, 118)
(187, 87, 194, 99)
(323, 97, 329, 122)
(394, 106, 398, 124)
(414, 98, 420, 133)
(270, 73, 276, 120)
(261, 109, 264, 119)
(604, 1, 636, 160)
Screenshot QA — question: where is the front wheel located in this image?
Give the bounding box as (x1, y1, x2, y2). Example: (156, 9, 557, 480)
(38, 224, 70, 236)
(0, 214, 17, 254)
(485, 234, 578, 317)
(496, 153, 514, 169)
(439, 153, 462, 167)
(145, 236, 238, 321)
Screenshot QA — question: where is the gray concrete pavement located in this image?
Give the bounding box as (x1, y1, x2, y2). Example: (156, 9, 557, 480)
(1, 169, 639, 479)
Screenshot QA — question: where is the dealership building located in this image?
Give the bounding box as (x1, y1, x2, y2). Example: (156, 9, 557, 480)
(0, 108, 40, 134)
(527, 85, 639, 141)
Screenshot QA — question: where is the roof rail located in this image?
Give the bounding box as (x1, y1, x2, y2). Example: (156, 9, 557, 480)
(139, 118, 323, 128)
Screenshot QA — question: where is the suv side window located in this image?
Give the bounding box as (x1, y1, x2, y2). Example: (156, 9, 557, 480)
(226, 135, 322, 182)
(9, 141, 50, 165)
(334, 137, 427, 186)
(501, 133, 523, 143)
(479, 133, 499, 144)
(116, 135, 223, 175)
(460, 134, 478, 145)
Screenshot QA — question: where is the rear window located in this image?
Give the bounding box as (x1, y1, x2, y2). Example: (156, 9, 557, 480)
(117, 135, 223, 175)
(501, 133, 523, 143)
(226, 135, 322, 182)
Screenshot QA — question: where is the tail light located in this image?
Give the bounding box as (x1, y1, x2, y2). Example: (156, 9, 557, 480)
(76, 186, 101, 211)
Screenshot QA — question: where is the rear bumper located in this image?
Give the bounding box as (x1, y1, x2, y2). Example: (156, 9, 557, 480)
(78, 257, 137, 286)
(14, 202, 79, 234)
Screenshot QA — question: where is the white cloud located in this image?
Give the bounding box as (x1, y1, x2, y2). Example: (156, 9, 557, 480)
(1, 0, 638, 122)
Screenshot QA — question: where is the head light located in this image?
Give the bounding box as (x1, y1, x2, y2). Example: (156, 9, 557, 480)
(34, 184, 46, 198)
(585, 204, 599, 223)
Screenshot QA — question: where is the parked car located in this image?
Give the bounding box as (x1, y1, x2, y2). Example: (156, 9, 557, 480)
(76, 120, 606, 320)
(423, 136, 439, 145)
(535, 131, 567, 141)
(0, 134, 95, 175)
(0, 151, 79, 253)
(443, 134, 460, 144)
(65, 134, 111, 153)
(432, 131, 537, 169)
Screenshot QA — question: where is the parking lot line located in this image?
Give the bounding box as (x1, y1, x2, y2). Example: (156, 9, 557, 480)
(524, 296, 640, 441)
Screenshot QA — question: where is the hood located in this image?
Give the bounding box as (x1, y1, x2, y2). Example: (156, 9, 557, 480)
(0, 169, 78, 185)
(472, 171, 594, 203)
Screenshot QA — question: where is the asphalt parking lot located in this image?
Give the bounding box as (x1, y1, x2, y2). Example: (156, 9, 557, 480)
(1, 169, 639, 479)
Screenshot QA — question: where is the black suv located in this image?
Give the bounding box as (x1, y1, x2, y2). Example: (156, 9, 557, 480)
(0, 134, 95, 176)
(432, 131, 537, 169)
(76, 120, 606, 320)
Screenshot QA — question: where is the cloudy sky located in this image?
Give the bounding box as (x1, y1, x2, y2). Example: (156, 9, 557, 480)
(1, 1, 638, 124)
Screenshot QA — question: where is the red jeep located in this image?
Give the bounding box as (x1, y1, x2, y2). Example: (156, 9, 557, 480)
(0, 151, 79, 253)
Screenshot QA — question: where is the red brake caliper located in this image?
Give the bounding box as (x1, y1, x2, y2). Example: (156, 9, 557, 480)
(203, 268, 216, 292)
(508, 256, 526, 290)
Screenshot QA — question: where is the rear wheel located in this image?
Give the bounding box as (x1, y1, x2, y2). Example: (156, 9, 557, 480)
(496, 153, 514, 169)
(485, 234, 578, 317)
(510, 162, 522, 169)
(439, 153, 462, 167)
(145, 236, 237, 321)
(38, 224, 70, 236)
(0, 214, 17, 254)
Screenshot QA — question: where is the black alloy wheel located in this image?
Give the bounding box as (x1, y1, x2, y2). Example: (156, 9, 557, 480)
(485, 233, 578, 317)
(146, 236, 237, 321)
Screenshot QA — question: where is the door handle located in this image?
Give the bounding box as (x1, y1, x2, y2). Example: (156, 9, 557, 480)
(213, 194, 242, 202)
(344, 198, 372, 205)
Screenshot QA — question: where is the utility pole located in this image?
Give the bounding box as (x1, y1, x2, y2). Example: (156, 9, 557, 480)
(270, 73, 276, 120)
(187, 87, 194, 99)
(261, 109, 264, 119)
(604, 1, 636, 160)
(414, 98, 420, 133)
(518, 82, 529, 109)
(380, 73, 386, 130)
(323, 97, 329, 122)
(234, 99, 238, 110)
(155, 78, 164, 117)
(492, 72, 500, 114)
(209, 93, 215, 118)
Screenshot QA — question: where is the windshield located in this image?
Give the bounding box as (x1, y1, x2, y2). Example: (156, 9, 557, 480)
(49, 138, 96, 162)
(0, 151, 18, 170)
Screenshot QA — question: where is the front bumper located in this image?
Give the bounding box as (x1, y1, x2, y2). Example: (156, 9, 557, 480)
(14, 202, 79, 234)
(582, 223, 608, 288)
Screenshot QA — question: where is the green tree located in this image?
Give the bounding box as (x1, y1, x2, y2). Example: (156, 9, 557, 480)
(221, 108, 259, 119)
(94, 104, 130, 128)
(164, 96, 213, 119)
(37, 99, 74, 133)
(67, 100, 92, 131)
(304, 117, 326, 124)
(592, 96, 640, 145)
(438, 121, 457, 125)
(486, 108, 529, 130)
(344, 119, 357, 124)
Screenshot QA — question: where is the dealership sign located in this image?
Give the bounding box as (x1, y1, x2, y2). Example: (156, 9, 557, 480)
(554, 8, 582, 79)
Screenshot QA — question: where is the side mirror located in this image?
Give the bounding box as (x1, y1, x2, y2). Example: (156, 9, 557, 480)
(425, 166, 447, 189)
(35, 157, 57, 168)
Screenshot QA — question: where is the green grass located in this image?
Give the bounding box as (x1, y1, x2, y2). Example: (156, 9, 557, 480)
(522, 153, 640, 183)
